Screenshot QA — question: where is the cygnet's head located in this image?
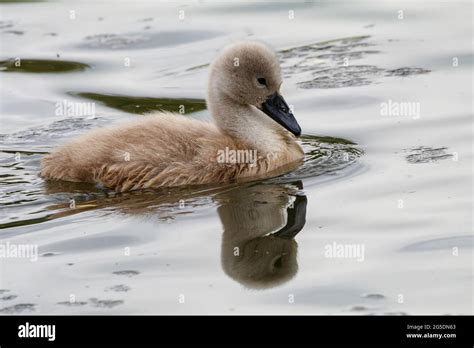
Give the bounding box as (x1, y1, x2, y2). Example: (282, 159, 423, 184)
(208, 41, 301, 137)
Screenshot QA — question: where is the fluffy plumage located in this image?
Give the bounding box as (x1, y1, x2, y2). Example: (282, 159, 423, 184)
(41, 41, 304, 192)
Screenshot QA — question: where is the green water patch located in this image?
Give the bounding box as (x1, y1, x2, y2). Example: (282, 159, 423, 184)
(72, 92, 206, 115)
(0, 59, 89, 73)
(0, 215, 52, 230)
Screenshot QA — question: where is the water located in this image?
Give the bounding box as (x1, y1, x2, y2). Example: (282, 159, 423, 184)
(0, 0, 472, 314)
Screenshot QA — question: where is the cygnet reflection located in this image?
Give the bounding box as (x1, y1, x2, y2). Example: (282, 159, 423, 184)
(217, 181, 307, 289)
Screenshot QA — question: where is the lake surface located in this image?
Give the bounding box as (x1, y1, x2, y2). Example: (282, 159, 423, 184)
(0, 0, 472, 314)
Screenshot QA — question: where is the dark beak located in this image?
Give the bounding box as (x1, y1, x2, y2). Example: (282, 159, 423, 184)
(261, 92, 301, 137)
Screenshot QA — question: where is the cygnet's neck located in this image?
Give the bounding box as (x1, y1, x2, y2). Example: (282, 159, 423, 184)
(208, 90, 300, 158)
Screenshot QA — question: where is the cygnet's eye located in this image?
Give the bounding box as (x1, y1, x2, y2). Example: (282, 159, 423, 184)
(257, 77, 267, 87)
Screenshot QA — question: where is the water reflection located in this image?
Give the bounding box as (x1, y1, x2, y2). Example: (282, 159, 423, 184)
(40, 179, 308, 289)
(72, 92, 206, 115)
(0, 59, 90, 73)
(217, 181, 307, 289)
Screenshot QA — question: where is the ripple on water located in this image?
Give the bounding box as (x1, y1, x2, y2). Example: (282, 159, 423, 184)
(350, 305, 370, 312)
(41, 252, 62, 257)
(0, 303, 36, 314)
(361, 293, 386, 300)
(89, 298, 124, 308)
(57, 301, 88, 307)
(279, 35, 377, 76)
(80, 30, 222, 50)
(273, 135, 364, 183)
(160, 35, 430, 90)
(405, 146, 454, 164)
(106, 285, 132, 292)
(177, 35, 378, 76)
(400, 235, 473, 252)
(298, 65, 385, 89)
(0, 20, 14, 30)
(112, 270, 140, 277)
(1, 295, 18, 301)
(3, 30, 24, 36)
(386, 67, 431, 77)
(298, 65, 431, 89)
(0, 151, 51, 230)
(279, 35, 430, 89)
(0, 117, 100, 150)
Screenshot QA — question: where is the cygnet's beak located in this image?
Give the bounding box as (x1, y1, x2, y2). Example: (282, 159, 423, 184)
(261, 92, 301, 137)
